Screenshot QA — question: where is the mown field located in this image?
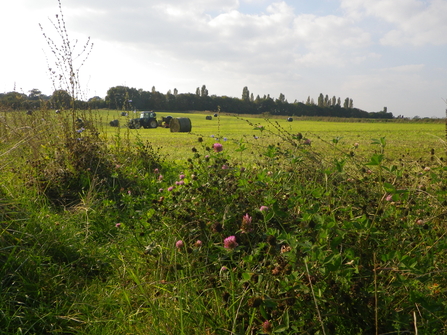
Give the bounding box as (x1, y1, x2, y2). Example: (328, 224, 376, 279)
(100, 110, 445, 164)
(1, 108, 446, 335)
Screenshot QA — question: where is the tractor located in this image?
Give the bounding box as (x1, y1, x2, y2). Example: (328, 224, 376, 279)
(128, 111, 158, 129)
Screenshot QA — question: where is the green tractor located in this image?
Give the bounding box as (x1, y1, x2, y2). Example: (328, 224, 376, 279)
(128, 111, 158, 129)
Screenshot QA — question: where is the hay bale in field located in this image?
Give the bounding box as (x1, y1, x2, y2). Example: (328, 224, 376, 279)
(170, 117, 192, 132)
(287, 117, 293, 122)
(109, 119, 119, 127)
(214, 113, 218, 117)
(205, 115, 212, 120)
(121, 112, 128, 116)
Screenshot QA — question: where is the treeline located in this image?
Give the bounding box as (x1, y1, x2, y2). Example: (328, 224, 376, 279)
(0, 86, 394, 119)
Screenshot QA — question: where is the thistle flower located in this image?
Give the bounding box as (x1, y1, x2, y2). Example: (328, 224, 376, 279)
(176, 240, 184, 249)
(223, 236, 238, 249)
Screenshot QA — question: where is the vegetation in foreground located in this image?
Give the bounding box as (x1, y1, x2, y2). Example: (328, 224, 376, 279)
(1, 107, 447, 335)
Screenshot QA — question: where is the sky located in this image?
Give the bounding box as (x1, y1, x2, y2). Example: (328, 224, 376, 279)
(1, 0, 446, 118)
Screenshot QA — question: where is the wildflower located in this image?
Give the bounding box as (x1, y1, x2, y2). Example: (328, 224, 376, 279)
(260, 206, 269, 212)
(267, 171, 273, 176)
(416, 219, 424, 225)
(223, 137, 228, 141)
(168, 186, 174, 191)
(158, 174, 164, 181)
(262, 320, 273, 333)
(179, 174, 185, 179)
(195, 240, 202, 248)
(303, 139, 311, 145)
(154, 168, 159, 173)
(241, 214, 252, 233)
(159, 188, 163, 192)
(385, 194, 393, 201)
(213, 143, 223, 153)
(223, 236, 238, 249)
(115, 223, 121, 228)
(175, 240, 184, 249)
(222, 164, 229, 170)
(354, 142, 359, 148)
(424, 166, 431, 172)
(253, 135, 259, 139)
(210, 134, 215, 138)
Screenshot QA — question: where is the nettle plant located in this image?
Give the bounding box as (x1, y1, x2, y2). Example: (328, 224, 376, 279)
(126, 123, 447, 334)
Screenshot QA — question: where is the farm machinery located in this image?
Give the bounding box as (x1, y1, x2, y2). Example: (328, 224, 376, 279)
(125, 111, 173, 129)
(128, 111, 159, 129)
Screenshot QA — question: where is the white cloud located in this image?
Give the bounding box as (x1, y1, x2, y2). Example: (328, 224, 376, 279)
(341, 0, 447, 46)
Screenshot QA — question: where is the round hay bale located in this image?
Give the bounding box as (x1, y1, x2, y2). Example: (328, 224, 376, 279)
(287, 117, 293, 122)
(205, 115, 212, 120)
(214, 113, 218, 117)
(170, 117, 192, 133)
(109, 119, 119, 127)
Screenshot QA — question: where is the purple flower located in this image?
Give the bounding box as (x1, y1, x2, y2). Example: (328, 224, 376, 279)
(262, 320, 273, 333)
(168, 186, 174, 192)
(179, 174, 185, 179)
(176, 240, 184, 249)
(223, 137, 228, 141)
(158, 174, 164, 181)
(241, 214, 252, 233)
(224, 235, 238, 249)
(386, 194, 393, 201)
(260, 206, 269, 212)
(195, 240, 202, 248)
(210, 135, 215, 138)
(213, 143, 223, 153)
(222, 164, 229, 170)
(154, 168, 159, 173)
(115, 223, 121, 228)
(159, 188, 164, 192)
(303, 139, 311, 145)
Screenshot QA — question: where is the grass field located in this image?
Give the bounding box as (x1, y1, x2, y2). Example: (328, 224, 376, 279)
(1, 108, 447, 334)
(99, 110, 445, 164)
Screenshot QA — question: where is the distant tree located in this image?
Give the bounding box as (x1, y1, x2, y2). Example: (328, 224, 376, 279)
(88, 96, 105, 109)
(151, 86, 156, 94)
(173, 88, 178, 96)
(250, 93, 254, 102)
(201, 85, 208, 97)
(306, 96, 311, 105)
(343, 98, 350, 109)
(337, 97, 341, 106)
(349, 99, 353, 109)
(331, 96, 336, 106)
(51, 89, 72, 109)
(317, 93, 324, 107)
(242, 86, 250, 102)
(324, 94, 329, 107)
(28, 89, 42, 100)
(196, 87, 200, 96)
(278, 93, 286, 103)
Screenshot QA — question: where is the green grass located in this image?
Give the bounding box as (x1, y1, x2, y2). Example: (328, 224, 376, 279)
(98, 110, 445, 164)
(1, 108, 447, 334)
